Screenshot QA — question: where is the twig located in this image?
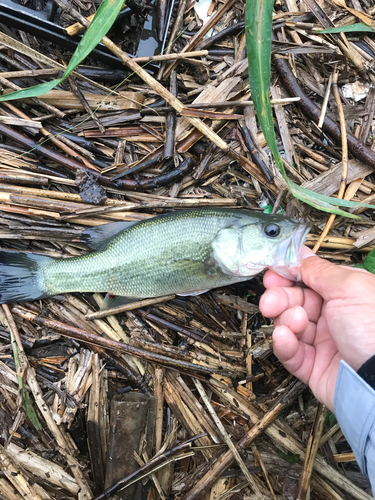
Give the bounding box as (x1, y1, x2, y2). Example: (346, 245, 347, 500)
(313, 69, 348, 253)
(296, 404, 328, 500)
(4, 102, 101, 172)
(2, 307, 93, 498)
(153, 368, 164, 453)
(11, 307, 227, 376)
(164, 71, 177, 159)
(0, 445, 43, 500)
(157, 0, 187, 80)
(69, 77, 105, 133)
(251, 445, 277, 500)
(306, 234, 375, 252)
(318, 73, 333, 129)
(85, 295, 175, 320)
(133, 50, 209, 63)
(271, 189, 284, 214)
(193, 379, 264, 498)
(0, 68, 59, 79)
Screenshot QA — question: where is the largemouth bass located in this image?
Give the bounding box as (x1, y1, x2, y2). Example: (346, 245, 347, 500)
(0, 208, 310, 308)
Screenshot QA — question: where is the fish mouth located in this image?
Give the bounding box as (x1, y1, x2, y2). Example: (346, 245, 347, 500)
(270, 223, 312, 281)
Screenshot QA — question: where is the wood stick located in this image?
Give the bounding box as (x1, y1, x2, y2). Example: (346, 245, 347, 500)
(296, 404, 328, 500)
(6, 443, 79, 494)
(306, 234, 375, 252)
(0, 68, 59, 79)
(0, 445, 43, 500)
(164, 71, 177, 159)
(11, 307, 226, 376)
(207, 378, 373, 500)
(157, 0, 187, 80)
(3, 306, 93, 497)
(251, 445, 277, 500)
(313, 69, 349, 253)
(333, 453, 356, 463)
(86, 295, 176, 320)
(194, 379, 263, 497)
(153, 368, 164, 452)
(133, 50, 209, 63)
(0, 123, 115, 187)
(91, 436, 201, 500)
(0, 32, 114, 95)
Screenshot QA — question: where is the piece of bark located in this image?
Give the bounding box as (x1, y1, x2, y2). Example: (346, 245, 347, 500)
(3, 89, 144, 111)
(105, 393, 156, 499)
(301, 159, 372, 197)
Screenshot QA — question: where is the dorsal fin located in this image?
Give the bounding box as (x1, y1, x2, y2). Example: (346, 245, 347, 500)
(80, 221, 138, 250)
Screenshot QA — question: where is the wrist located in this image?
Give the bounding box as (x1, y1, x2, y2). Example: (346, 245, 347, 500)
(357, 354, 375, 390)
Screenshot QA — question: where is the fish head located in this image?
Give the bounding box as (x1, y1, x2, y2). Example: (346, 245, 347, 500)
(212, 214, 311, 281)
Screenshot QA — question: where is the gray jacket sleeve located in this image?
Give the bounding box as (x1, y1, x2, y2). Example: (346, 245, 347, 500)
(334, 360, 375, 491)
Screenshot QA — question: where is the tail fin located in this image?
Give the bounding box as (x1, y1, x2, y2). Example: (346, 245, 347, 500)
(0, 250, 52, 304)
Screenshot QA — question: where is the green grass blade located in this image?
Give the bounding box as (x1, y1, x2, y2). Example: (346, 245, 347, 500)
(317, 23, 375, 33)
(290, 183, 360, 219)
(63, 0, 125, 78)
(0, 79, 61, 103)
(245, 0, 375, 218)
(10, 331, 42, 430)
(245, 0, 287, 179)
(363, 248, 375, 273)
(0, 0, 125, 103)
(293, 184, 375, 210)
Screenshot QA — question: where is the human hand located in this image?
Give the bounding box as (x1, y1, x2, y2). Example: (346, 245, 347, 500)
(259, 247, 375, 410)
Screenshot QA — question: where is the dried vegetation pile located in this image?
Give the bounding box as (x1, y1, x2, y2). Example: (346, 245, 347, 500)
(0, 0, 374, 498)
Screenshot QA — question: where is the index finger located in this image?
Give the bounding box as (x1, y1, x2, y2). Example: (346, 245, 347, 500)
(264, 270, 295, 289)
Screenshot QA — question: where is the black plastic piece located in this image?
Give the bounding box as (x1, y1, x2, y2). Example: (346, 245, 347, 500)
(0, 0, 159, 70)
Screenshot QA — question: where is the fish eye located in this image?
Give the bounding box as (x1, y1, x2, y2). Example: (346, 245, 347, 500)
(264, 223, 281, 237)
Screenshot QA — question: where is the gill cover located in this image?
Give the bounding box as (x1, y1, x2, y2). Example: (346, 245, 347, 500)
(211, 224, 265, 277)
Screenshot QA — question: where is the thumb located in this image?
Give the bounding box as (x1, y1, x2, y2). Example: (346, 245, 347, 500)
(300, 250, 368, 301)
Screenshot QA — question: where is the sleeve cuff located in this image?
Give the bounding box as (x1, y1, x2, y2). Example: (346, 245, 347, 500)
(334, 360, 375, 477)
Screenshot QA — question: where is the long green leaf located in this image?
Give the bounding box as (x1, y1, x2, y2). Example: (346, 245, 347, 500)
(245, 0, 374, 218)
(317, 23, 375, 34)
(363, 248, 375, 273)
(0, 0, 125, 103)
(10, 331, 41, 430)
(291, 183, 359, 219)
(245, 0, 287, 178)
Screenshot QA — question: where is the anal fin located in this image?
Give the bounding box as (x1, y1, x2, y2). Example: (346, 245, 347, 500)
(177, 289, 209, 297)
(100, 293, 139, 311)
